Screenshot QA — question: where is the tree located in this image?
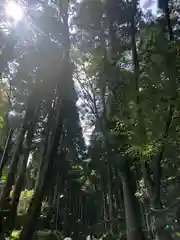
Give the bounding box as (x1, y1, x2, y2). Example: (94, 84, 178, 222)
(0, 0, 180, 239)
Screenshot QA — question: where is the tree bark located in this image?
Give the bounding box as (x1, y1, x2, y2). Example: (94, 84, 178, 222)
(120, 159, 145, 240)
(143, 161, 173, 240)
(0, 129, 13, 179)
(107, 162, 113, 233)
(19, 101, 64, 240)
(0, 90, 37, 211)
(4, 105, 39, 237)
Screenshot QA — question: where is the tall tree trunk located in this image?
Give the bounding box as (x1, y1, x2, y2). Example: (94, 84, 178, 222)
(19, 100, 64, 239)
(0, 90, 36, 210)
(107, 162, 113, 233)
(142, 75, 175, 240)
(3, 105, 39, 237)
(120, 159, 146, 240)
(19, 0, 77, 238)
(0, 126, 26, 208)
(143, 161, 173, 240)
(0, 129, 13, 179)
(0, 113, 29, 232)
(143, 1, 174, 239)
(103, 191, 108, 231)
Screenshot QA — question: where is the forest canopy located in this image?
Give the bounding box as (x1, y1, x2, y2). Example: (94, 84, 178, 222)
(0, 0, 180, 239)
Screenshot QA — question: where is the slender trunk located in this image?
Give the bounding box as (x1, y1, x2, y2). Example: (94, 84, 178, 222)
(142, 3, 174, 239)
(0, 129, 13, 179)
(114, 168, 124, 215)
(143, 162, 173, 240)
(120, 159, 145, 240)
(164, 0, 173, 41)
(103, 192, 108, 231)
(107, 162, 113, 233)
(4, 106, 39, 237)
(0, 121, 26, 210)
(131, 0, 140, 100)
(130, 3, 147, 236)
(34, 99, 55, 190)
(0, 127, 26, 239)
(0, 90, 36, 211)
(142, 65, 175, 239)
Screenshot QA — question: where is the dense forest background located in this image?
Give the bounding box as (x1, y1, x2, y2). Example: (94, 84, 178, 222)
(0, 0, 179, 239)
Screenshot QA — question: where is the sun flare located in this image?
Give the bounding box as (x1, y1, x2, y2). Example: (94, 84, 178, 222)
(5, 1, 24, 22)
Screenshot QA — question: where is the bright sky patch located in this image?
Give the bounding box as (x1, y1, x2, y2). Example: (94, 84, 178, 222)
(5, 1, 24, 22)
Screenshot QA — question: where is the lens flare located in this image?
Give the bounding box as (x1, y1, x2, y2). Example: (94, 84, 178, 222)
(6, 1, 24, 21)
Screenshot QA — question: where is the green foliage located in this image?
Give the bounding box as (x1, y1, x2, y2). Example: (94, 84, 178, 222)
(127, 142, 155, 158)
(1, 170, 6, 181)
(17, 189, 33, 215)
(9, 189, 34, 215)
(1, 0, 180, 238)
(8, 231, 20, 239)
